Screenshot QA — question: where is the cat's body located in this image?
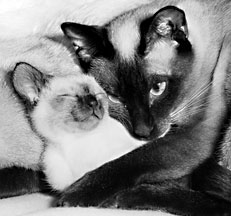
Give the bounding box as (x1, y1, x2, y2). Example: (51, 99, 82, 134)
(55, 0, 231, 215)
(12, 67, 141, 191)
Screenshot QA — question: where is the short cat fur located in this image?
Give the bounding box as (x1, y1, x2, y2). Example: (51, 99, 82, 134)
(56, 0, 231, 215)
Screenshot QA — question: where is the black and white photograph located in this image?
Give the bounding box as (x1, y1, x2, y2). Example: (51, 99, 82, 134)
(0, 0, 231, 215)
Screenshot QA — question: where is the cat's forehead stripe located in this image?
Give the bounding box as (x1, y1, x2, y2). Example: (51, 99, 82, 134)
(109, 20, 140, 60)
(145, 41, 175, 75)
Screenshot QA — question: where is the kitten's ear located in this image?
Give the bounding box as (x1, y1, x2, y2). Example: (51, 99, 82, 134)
(61, 22, 113, 64)
(142, 6, 191, 51)
(12, 62, 50, 104)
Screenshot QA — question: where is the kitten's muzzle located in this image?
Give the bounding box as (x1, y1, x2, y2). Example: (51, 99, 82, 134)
(72, 94, 104, 122)
(84, 95, 104, 119)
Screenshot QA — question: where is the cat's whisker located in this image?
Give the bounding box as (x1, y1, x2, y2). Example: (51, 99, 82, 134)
(170, 83, 212, 120)
(109, 106, 132, 129)
(171, 103, 206, 121)
(170, 82, 211, 119)
(186, 82, 211, 104)
(171, 101, 211, 123)
(183, 84, 211, 108)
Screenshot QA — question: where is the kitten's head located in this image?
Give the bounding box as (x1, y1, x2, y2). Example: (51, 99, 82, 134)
(61, 5, 209, 141)
(12, 62, 108, 138)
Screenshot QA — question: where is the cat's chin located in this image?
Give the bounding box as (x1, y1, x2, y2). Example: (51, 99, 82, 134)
(131, 123, 171, 142)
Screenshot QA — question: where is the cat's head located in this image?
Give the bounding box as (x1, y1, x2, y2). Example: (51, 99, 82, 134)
(12, 62, 108, 137)
(61, 5, 210, 141)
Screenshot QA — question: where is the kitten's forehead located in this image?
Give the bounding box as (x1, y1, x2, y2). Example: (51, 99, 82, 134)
(108, 18, 140, 60)
(47, 75, 104, 96)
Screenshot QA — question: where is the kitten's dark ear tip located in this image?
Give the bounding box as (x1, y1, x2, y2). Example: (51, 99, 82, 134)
(61, 22, 85, 36)
(61, 22, 72, 33)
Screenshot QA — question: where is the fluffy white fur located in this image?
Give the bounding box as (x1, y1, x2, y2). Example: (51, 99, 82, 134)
(42, 116, 142, 191)
(0, 37, 83, 169)
(31, 75, 142, 191)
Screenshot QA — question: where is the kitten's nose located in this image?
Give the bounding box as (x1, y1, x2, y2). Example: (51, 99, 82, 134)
(84, 94, 104, 119)
(85, 95, 98, 108)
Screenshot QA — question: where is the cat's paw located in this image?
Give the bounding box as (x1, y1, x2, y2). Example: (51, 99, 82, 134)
(56, 173, 108, 207)
(56, 193, 83, 207)
(56, 188, 103, 207)
(100, 189, 144, 209)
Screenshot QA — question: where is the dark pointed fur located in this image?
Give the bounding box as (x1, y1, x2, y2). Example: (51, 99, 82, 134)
(0, 167, 47, 199)
(58, 2, 231, 215)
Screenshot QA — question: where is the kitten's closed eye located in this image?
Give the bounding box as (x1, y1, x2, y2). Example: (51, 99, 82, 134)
(59, 94, 78, 99)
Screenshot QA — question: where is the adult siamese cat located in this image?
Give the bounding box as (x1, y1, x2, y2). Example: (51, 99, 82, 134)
(54, 0, 231, 215)
(12, 63, 141, 191)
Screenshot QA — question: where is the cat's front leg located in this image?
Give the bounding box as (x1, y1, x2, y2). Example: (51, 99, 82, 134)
(100, 183, 231, 216)
(57, 167, 120, 207)
(57, 125, 218, 207)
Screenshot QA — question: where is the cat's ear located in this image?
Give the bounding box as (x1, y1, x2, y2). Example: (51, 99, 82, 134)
(61, 22, 113, 65)
(12, 62, 50, 104)
(141, 6, 191, 52)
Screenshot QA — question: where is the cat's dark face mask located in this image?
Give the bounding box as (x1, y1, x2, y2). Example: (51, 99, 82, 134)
(61, 6, 200, 141)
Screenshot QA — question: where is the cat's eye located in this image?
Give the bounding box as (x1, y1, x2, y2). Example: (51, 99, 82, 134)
(108, 95, 122, 104)
(150, 81, 167, 97)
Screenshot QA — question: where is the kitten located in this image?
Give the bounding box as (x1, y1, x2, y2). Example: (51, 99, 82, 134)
(12, 62, 142, 191)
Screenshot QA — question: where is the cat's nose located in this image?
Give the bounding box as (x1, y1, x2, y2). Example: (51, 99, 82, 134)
(134, 124, 152, 139)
